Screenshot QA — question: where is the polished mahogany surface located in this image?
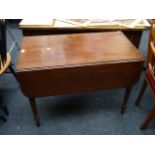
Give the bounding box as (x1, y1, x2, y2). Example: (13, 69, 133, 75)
(16, 31, 144, 97)
(17, 31, 144, 72)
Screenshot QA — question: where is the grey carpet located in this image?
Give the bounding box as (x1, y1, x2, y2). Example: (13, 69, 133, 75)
(0, 22, 155, 135)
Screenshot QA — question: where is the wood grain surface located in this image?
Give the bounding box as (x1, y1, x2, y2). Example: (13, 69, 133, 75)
(17, 31, 144, 71)
(16, 31, 144, 97)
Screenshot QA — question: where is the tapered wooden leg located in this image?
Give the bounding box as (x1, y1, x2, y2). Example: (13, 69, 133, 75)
(121, 87, 132, 114)
(140, 104, 155, 130)
(135, 80, 147, 106)
(29, 98, 40, 127)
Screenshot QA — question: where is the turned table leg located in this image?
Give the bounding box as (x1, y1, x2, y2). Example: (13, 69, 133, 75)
(29, 97, 40, 127)
(121, 87, 132, 114)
